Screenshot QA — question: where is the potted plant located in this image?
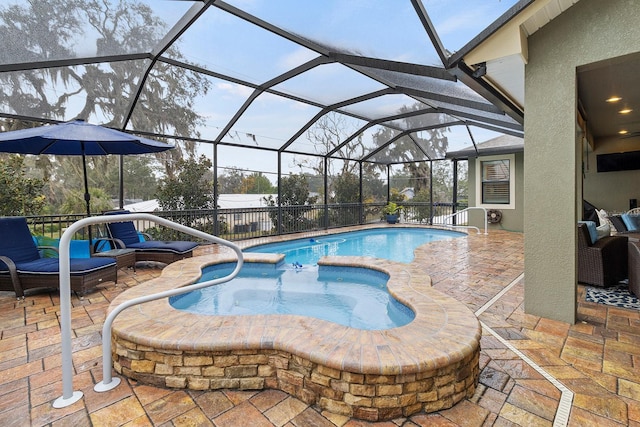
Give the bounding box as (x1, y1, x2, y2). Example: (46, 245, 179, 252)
(382, 202, 403, 224)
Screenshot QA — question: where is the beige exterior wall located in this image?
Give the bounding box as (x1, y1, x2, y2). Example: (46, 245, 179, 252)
(467, 152, 524, 233)
(524, 0, 640, 323)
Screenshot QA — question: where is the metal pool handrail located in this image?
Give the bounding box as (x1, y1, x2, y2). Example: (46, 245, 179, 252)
(433, 207, 488, 235)
(53, 213, 244, 409)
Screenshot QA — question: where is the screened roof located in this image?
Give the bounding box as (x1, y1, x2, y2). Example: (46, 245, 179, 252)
(0, 0, 528, 166)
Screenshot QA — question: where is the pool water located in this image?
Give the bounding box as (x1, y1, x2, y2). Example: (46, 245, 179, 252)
(244, 227, 463, 265)
(170, 263, 415, 330)
(170, 228, 462, 329)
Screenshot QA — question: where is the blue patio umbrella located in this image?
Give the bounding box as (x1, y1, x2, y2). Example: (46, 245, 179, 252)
(0, 119, 173, 244)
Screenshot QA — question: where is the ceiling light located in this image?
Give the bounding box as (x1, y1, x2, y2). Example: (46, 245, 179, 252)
(619, 108, 633, 114)
(619, 130, 628, 135)
(606, 96, 622, 103)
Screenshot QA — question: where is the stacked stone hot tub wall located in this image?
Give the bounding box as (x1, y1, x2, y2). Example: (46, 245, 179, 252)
(108, 250, 481, 422)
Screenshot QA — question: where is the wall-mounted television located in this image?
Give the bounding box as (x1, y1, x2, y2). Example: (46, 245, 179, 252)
(597, 150, 640, 172)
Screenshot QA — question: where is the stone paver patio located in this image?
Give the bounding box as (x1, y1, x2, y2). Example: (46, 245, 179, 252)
(0, 226, 638, 426)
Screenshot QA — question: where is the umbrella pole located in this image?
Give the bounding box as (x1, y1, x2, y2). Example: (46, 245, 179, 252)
(81, 147, 93, 253)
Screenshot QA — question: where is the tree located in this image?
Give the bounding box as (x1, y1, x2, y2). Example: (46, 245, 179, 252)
(301, 113, 385, 202)
(240, 172, 275, 194)
(329, 171, 360, 226)
(331, 172, 360, 203)
(373, 104, 451, 194)
(389, 170, 413, 194)
(411, 188, 432, 224)
(456, 160, 469, 206)
(60, 187, 113, 214)
(431, 160, 457, 202)
(155, 155, 214, 211)
(390, 159, 467, 207)
(0, 155, 47, 216)
(0, 0, 209, 137)
(102, 156, 159, 202)
(216, 168, 276, 195)
(218, 168, 246, 194)
(152, 155, 219, 238)
(389, 188, 406, 204)
(264, 174, 318, 233)
(0, 0, 210, 210)
(301, 173, 324, 195)
(362, 172, 386, 202)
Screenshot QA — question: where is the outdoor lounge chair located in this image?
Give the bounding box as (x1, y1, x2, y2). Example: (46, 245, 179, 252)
(577, 222, 628, 287)
(0, 217, 118, 299)
(96, 210, 198, 265)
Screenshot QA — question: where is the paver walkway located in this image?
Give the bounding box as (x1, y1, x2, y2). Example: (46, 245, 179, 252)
(0, 227, 638, 426)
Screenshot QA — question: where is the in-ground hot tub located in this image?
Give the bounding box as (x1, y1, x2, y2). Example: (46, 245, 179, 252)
(169, 261, 415, 330)
(108, 230, 481, 421)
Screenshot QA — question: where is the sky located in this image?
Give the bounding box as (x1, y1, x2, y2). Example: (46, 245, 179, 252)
(162, 0, 520, 176)
(2, 0, 521, 180)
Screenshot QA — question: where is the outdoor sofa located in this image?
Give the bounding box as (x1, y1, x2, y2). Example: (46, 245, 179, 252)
(577, 222, 627, 287)
(605, 209, 640, 242)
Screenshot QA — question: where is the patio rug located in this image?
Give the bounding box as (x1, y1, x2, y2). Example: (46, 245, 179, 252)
(585, 282, 640, 310)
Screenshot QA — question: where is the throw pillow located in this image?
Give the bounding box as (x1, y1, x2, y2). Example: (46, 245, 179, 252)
(596, 209, 610, 227)
(579, 221, 599, 244)
(596, 223, 610, 240)
(621, 214, 639, 231)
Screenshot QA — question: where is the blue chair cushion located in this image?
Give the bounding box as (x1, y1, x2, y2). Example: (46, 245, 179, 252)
(0, 217, 40, 263)
(13, 257, 116, 275)
(33, 236, 91, 259)
(104, 210, 198, 254)
(579, 221, 598, 244)
(126, 240, 198, 254)
(70, 240, 91, 258)
(622, 213, 640, 232)
(105, 210, 141, 246)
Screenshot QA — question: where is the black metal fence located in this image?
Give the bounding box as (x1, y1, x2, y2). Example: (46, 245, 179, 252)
(24, 201, 467, 242)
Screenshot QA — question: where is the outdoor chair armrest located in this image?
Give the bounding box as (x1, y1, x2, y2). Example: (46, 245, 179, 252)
(0, 255, 23, 299)
(93, 237, 126, 253)
(140, 232, 153, 241)
(590, 234, 627, 251)
(36, 245, 59, 254)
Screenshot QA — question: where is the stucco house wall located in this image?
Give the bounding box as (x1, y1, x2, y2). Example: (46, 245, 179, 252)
(524, 0, 640, 323)
(467, 151, 524, 233)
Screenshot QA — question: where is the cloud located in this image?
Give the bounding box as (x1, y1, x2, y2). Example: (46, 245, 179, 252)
(278, 47, 319, 71)
(437, 9, 492, 37)
(216, 82, 254, 98)
(428, 1, 510, 49)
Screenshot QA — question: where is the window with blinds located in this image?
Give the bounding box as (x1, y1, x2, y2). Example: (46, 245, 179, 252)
(481, 159, 510, 204)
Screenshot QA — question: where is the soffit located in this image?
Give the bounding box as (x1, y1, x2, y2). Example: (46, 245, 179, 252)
(463, 0, 640, 145)
(460, 0, 581, 110)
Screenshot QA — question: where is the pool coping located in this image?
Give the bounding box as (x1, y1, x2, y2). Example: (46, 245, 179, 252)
(107, 226, 482, 420)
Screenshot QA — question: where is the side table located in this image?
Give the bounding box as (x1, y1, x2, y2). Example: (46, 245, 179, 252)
(94, 248, 137, 272)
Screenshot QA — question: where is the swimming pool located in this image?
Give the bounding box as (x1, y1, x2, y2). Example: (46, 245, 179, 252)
(170, 263, 415, 330)
(169, 228, 460, 329)
(244, 227, 464, 264)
